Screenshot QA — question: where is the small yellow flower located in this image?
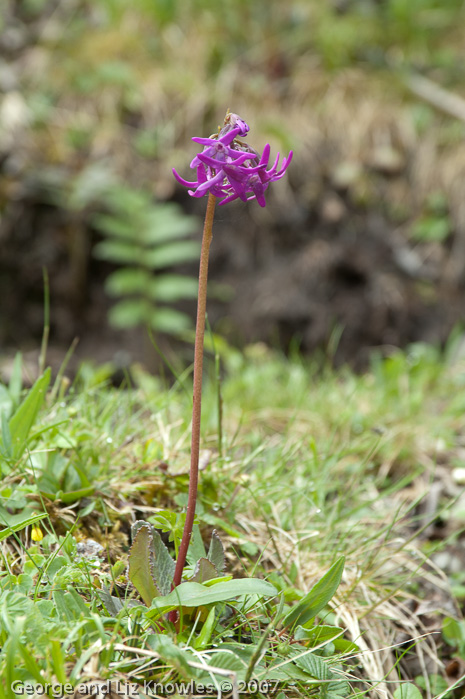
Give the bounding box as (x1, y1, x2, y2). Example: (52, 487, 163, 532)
(31, 525, 43, 542)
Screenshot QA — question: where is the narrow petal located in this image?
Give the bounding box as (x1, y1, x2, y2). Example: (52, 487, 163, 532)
(218, 192, 240, 205)
(266, 151, 280, 175)
(198, 152, 255, 170)
(259, 144, 271, 167)
(172, 168, 199, 187)
(192, 136, 218, 146)
(218, 126, 241, 145)
(195, 169, 225, 194)
(273, 151, 293, 178)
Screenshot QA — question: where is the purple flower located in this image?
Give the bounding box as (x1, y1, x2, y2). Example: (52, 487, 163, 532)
(173, 113, 292, 207)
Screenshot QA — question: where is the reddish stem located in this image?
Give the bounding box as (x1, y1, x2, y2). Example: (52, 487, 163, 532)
(172, 192, 216, 590)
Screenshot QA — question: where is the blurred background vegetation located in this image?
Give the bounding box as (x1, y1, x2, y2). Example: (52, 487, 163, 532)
(1, 0, 465, 372)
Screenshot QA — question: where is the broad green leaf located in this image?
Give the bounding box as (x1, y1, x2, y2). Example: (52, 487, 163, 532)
(108, 299, 152, 329)
(105, 268, 152, 296)
(190, 558, 218, 584)
(63, 587, 90, 617)
(186, 524, 206, 565)
(393, 684, 422, 699)
(0, 590, 35, 620)
(99, 587, 124, 617)
(147, 634, 190, 676)
(0, 591, 45, 638)
(53, 590, 85, 622)
(323, 679, 351, 697)
(8, 368, 51, 460)
(15, 574, 34, 595)
(145, 211, 197, 244)
(93, 240, 145, 265)
(204, 576, 233, 586)
(148, 579, 277, 617)
(295, 624, 344, 646)
(442, 617, 465, 645)
(207, 530, 225, 574)
(127, 524, 159, 606)
(292, 650, 331, 680)
(282, 556, 345, 629)
(151, 528, 175, 596)
(196, 650, 245, 679)
(149, 308, 192, 334)
(145, 241, 200, 269)
(148, 275, 199, 302)
(57, 486, 95, 503)
(332, 637, 359, 653)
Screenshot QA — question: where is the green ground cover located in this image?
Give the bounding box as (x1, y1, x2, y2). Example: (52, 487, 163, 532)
(1, 339, 465, 697)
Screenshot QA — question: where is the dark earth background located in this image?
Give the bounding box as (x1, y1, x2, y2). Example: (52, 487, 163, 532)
(1, 156, 464, 374)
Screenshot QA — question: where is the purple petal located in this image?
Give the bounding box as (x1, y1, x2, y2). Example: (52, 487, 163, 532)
(259, 144, 271, 167)
(172, 168, 199, 187)
(274, 151, 293, 178)
(198, 152, 255, 170)
(218, 126, 241, 145)
(218, 192, 240, 205)
(192, 136, 218, 146)
(196, 169, 225, 194)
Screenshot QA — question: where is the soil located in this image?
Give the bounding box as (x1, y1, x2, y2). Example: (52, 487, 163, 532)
(1, 180, 464, 376)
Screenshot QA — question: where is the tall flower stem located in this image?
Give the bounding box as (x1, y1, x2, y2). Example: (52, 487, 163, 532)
(172, 192, 216, 589)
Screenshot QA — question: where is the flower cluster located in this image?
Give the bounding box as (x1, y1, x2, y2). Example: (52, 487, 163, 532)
(173, 113, 292, 207)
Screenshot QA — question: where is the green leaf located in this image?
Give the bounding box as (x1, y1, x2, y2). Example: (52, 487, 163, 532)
(323, 679, 351, 697)
(208, 530, 225, 574)
(1, 411, 12, 464)
(127, 524, 160, 606)
(105, 268, 152, 296)
(197, 650, 245, 676)
(145, 241, 200, 269)
(194, 606, 216, 650)
(148, 275, 199, 302)
(187, 524, 206, 565)
(144, 209, 197, 244)
(0, 385, 13, 423)
(148, 579, 277, 617)
(151, 528, 175, 596)
(53, 589, 88, 622)
(294, 624, 344, 646)
(443, 617, 465, 646)
(282, 556, 345, 629)
(93, 240, 145, 265)
(8, 353, 22, 408)
(190, 558, 218, 583)
(147, 634, 191, 676)
(292, 650, 331, 680)
(108, 299, 152, 329)
(63, 587, 90, 617)
(98, 587, 124, 617)
(8, 368, 51, 460)
(149, 308, 192, 334)
(393, 684, 423, 699)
